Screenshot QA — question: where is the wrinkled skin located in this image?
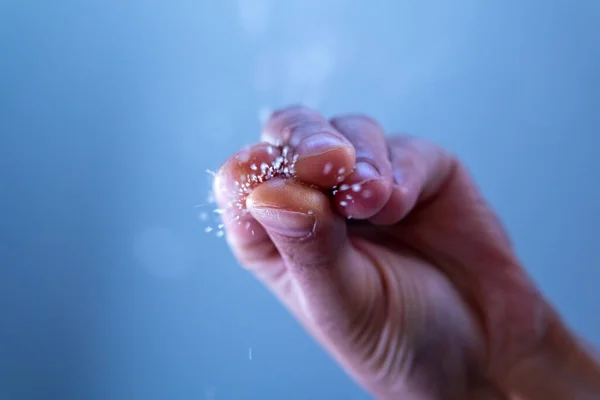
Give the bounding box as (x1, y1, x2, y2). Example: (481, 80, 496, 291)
(213, 106, 584, 399)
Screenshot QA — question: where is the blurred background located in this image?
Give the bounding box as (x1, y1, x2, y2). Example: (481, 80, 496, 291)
(1, 0, 599, 399)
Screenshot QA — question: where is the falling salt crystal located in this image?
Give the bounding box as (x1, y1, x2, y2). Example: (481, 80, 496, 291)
(204, 227, 213, 233)
(351, 184, 362, 192)
(206, 169, 217, 177)
(339, 201, 348, 207)
(199, 212, 208, 221)
(323, 162, 333, 175)
(216, 230, 224, 237)
(218, 223, 224, 229)
(346, 194, 352, 200)
(339, 184, 350, 191)
(338, 167, 346, 174)
(207, 192, 215, 203)
(250, 164, 258, 170)
(214, 208, 226, 214)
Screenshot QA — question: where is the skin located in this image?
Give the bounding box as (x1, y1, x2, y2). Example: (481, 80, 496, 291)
(214, 106, 600, 399)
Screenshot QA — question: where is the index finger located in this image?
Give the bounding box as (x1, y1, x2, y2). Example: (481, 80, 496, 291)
(261, 106, 356, 188)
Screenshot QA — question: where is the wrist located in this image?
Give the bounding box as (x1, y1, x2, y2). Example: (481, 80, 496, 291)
(506, 313, 600, 400)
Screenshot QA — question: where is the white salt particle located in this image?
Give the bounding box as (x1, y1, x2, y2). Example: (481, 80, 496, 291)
(307, 210, 313, 215)
(351, 184, 362, 192)
(339, 201, 348, 207)
(204, 227, 213, 233)
(346, 194, 352, 200)
(213, 208, 226, 214)
(216, 230, 224, 237)
(250, 164, 258, 170)
(338, 167, 346, 174)
(206, 169, 217, 177)
(339, 184, 350, 191)
(323, 162, 333, 175)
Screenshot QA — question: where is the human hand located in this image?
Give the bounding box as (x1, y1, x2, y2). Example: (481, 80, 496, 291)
(213, 106, 600, 399)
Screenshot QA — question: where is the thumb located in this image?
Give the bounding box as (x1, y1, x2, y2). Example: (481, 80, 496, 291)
(246, 178, 375, 329)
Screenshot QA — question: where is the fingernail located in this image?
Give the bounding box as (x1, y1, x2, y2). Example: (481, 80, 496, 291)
(354, 161, 380, 182)
(295, 133, 348, 157)
(250, 207, 315, 238)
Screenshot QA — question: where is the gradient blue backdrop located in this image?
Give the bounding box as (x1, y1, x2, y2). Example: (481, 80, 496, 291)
(1, 0, 599, 399)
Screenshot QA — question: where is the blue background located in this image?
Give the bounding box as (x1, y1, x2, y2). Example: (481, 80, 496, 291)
(1, 0, 599, 399)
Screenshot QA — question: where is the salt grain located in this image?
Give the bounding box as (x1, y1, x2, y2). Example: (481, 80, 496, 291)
(204, 144, 300, 239)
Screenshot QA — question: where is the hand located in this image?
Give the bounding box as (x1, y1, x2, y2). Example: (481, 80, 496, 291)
(213, 106, 600, 399)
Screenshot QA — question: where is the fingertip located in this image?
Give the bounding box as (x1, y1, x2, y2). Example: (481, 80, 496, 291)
(334, 177, 391, 219)
(213, 142, 284, 209)
(293, 143, 356, 188)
